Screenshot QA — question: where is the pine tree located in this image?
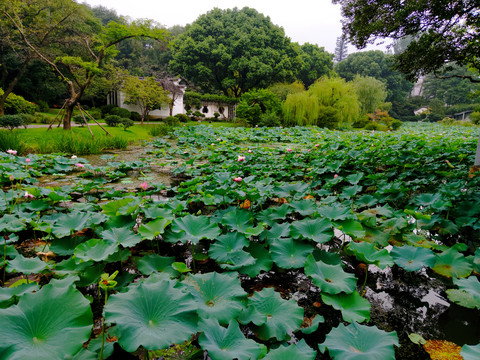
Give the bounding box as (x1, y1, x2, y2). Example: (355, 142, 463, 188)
(334, 36, 349, 63)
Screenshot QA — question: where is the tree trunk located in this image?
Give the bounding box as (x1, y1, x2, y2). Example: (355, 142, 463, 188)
(63, 102, 75, 130)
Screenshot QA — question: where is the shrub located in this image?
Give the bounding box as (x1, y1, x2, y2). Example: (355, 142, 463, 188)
(0, 115, 24, 130)
(236, 89, 281, 127)
(34, 114, 50, 124)
(120, 118, 134, 130)
(438, 117, 455, 125)
(110, 107, 132, 119)
(2, 91, 36, 115)
(36, 100, 50, 113)
(73, 115, 86, 127)
(191, 111, 205, 121)
(258, 112, 281, 127)
(130, 111, 141, 121)
(390, 119, 403, 130)
(175, 113, 189, 123)
(18, 114, 35, 128)
(164, 116, 179, 126)
(86, 108, 101, 120)
(213, 112, 220, 120)
(100, 104, 117, 118)
(352, 116, 371, 128)
(233, 117, 249, 127)
(148, 125, 172, 136)
(104, 115, 122, 127)
(470, 111, 480, 125)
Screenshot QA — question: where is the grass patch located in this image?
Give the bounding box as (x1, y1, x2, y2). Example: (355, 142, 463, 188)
(0, 130, 27, 155)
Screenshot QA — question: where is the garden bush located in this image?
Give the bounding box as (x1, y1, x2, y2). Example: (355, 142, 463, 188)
(390, 119, 403, 130)
(0, 89, 36, 115)
(258, 112, 281, 127)
(121, 118, 134, 130)
(100, 104, 117, 118)
(36, 100, 50, 113)
(148, 125, 172, 137)
(105, 115, 122, 127)
(164, 116, 179, 126)
(0, 114, 24, 130)
(110, 107, 132, 119)
(174, 113, 189, 123)
(470, 111, 480, 125)
(130, 111, 141, 122)
(73, 115, 86, 126)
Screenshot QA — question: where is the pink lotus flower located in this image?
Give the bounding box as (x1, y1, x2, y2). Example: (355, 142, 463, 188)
(71, 155, 77, 159)
(314, 144, 320, 148)
(334, 174, 338, 179)
(7, 149, 17, 155)
(23, 191, 34, 199)
(286, 148, 293, 152)
(237, 156, 246, 162)
(140, 181, 148, 190)
(76, 163, 84, 168)
(26, 158, 31, 163)
(233, 177, 242, 182)
(9, 175, 14, 181)
(248, 150, 252, 153)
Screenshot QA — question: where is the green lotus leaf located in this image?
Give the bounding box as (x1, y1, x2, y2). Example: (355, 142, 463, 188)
(257, 204, 292, 226)
(334, 219, 366, 239)
(381, 216, 410, 235)
(182, 272, 247, 325)
(51, 211, 92, 238)
(264, 339, 317, 360)
(446, 276, 480, 309)
(359, 226, 390, 247)
(6, 255, 48, 274)
(143, 206, 175, 220)
(169, 214, 220, 244)
(239, 287, 304, 341)
(0, 282, 93, 359)
(318, 203, 353, 221)
(74, 238, 118, 262)
(261, 222, 290, 245)
(390, 245, 436, 271)
(198, 318, 267, 360)
(138, 218, 172, 240)
(289, 199, 317, 216)
(105, 280, 198, 352)
(100, 227, 143, 248)
(432, 248, 472, 278)
(0, 214, 26, 232)
(473, 249, 480, 273)
(320, 322, 399, 360)
(415, 193, 451, 210)
(220, 208, 254, 233)
(346, 172, 364, 185)
(300, 315, 324, 334)
(461, 343, 480, 360)
(346, 241, 394, 269)
(0, 282, 39, 308)
(355, 194, 378, 208)
(341, 184, 363, 198)
(238, 242, 273, 277)
(321, 291, 371, 323)
(270, 238, 314, 269)
(137, 254, 177, 276)
(208, 233, 252, 268)
(101, 197, 136, 216)
(289, 217, 333, 244)
(304, 254, 357, 294)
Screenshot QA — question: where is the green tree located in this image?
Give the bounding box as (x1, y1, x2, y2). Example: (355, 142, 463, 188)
(3, 0, 167, 129)
(333, 0, 480, 82)
(169, 7, 300, 97)
(423, 66, 480, 106)
(297, 43, 334, 88)
(0, 0, 89, 116)
(352, 75, 387, 115)
(283, 76, 359, 128)
(122, 76, 170, 124)
(268, 81, 305, 101)
(235, 89, 282, 126)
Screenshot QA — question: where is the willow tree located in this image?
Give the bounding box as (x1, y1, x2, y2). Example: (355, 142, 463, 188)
(351, 75, 387, 115)
(283, 76, 360, 128)
(3, 0, 167, 129)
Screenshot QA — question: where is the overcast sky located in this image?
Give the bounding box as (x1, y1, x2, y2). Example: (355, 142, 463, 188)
(81, 0, 388, 54)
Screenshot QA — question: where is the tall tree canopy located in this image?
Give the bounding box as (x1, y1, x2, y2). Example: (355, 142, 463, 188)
(2, 0, 167, 129)
(169, 7, 300, 97)
(333, 0, 480, 82)
(297, 43, 334, 88)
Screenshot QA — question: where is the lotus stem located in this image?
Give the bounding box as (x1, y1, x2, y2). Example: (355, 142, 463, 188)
(359, 268, 368, 297)
(99, 289, 108, 360)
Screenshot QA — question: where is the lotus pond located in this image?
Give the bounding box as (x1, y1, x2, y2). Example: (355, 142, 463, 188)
(1, 123, 480, 360)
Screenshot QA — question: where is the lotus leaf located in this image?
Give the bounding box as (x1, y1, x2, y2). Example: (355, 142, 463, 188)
(198, 318, 267, 360)
(51, 211, 92, 238)
(6, 254, 48, 274)
(461, 343, 480, 360)
(270, 238, 314, 269)
(138, 218, 172, 240)
(321, 322, 399, 360)
(209, 233, 255, 270)
(289, 217, 333, 244)
(318, 203, 353, 221)
(321, 291, 371, 323)
(304, 254, 357, 294)
(74, 238, 118, 262)
(446, 276, 480, 309)
(182, 272, 246, 325)
(289, 199, 317, 216)
(0, 282, 93, 359)
(264, 339, 317, 360)
(105, 280, 198, 352)
(346, 241, 394, 269)
(219, 207, 254, 233)
(137, 254, 176, 276)
(100, 227, 143, 247)
(168, 214, 220, 244)
(432, 248, 472, 278)
(300, 315, 324, 334)
(0, 214, 26, 232)
(391, 245, 436, 271)
(238, 242, 273, 277)
(334, 219, 366, 239)
(239, 287, 303, 340)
